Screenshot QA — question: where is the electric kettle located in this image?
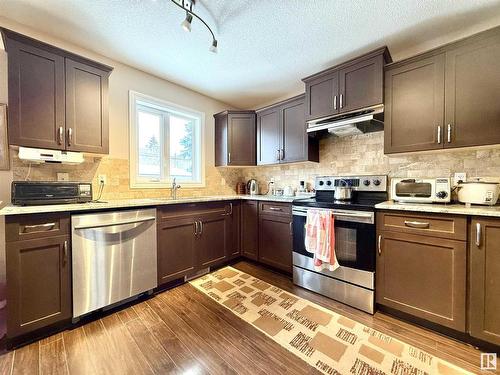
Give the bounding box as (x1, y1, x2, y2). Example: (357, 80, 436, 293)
(247, 179, 259, 195)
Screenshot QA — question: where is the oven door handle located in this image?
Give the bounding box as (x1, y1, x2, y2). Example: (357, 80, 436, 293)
(292, 208, 374, 223)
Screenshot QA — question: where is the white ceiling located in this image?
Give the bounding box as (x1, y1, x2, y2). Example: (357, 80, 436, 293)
(1, 0, 500, 108)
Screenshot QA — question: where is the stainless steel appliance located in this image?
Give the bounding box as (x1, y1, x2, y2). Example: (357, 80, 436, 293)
(11, 181, 92, 206)
(306, 105, 384, 137)
(71, 209, 157, 318)
(391, 177, 451, 203)
(247, 179, 259, 195)
(457, 180, 500, 206)
(292, 175, 388, 314)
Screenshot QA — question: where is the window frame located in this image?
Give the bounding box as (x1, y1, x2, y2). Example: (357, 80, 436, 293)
(129, 90, 205, 188)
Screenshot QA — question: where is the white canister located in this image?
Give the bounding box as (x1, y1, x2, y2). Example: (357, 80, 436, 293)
(457, 181, 500, 206)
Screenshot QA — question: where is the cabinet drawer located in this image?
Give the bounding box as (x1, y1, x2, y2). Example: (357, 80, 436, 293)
(259, 201, 292, 218)
(377, 211, 466, 241)
(6, 213, 70, 242)
(158, 201, 231, 221)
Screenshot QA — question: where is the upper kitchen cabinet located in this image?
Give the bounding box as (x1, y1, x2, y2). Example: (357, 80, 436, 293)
(303, 47, 391, 122)
(256, 95, 319, 165)
(214, 110, 256, 166)
(1, 28, 112, 154)
(385, 26, 500, 154)
(384, 54, 445, 153)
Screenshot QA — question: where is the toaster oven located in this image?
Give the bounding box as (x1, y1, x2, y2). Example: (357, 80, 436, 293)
(391, 178, 451, 203)
(11, 181, 93, 206)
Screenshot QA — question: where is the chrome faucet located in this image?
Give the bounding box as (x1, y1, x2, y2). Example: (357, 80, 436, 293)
(171, 178, 181, 200)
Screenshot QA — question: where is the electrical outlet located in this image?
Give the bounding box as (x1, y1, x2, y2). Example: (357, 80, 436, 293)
(98, 174, 107, 185)
(57, 172, 69, 182)
(454, 172, 466, 185)
(270, 177, 275, 184)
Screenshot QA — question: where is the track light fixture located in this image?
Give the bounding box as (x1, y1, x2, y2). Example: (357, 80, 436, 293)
(170, 0, 219, 53)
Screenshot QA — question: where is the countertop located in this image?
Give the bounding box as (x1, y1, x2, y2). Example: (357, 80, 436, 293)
(0, 194, 297, 216)
(375, 200, 500, 218)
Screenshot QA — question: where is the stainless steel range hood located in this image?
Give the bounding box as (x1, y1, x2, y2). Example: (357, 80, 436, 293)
(306, 104, 384, 137)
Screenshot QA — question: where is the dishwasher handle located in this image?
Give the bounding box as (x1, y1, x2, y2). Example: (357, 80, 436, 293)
(74, 216, 156, 230)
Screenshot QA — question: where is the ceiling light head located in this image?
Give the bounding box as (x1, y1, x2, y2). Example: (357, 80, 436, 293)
(209, 39, 218, 53)
(181, 13, 193, 32)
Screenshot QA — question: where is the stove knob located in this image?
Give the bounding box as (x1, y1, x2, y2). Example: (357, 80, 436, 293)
(326, 181, 332, 186)
(363, 179, 370, 186)
(436, 191, 448, 199)
(318, 181, 324, 186)
(373, 179, 381, 186)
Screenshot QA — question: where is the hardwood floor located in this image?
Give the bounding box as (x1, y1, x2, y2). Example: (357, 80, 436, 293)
(0, 261, 495, 374)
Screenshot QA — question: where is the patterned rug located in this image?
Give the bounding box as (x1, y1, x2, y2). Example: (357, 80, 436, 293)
(190, 267, 472, 375)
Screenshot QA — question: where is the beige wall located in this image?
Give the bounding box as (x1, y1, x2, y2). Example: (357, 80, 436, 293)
(0, 17, 242, 199)
(241, 132, 500, 195)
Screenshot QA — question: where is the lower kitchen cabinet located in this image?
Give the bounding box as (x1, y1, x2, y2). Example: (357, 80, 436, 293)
(241, 200, 259, 260)
(258, 202, 293, 273)
(198, 212, 230, 268)
(6, 233, 71, 338)
(376, 217, 467, 331)
(157, 217, 197, 284)
(229, 202, 241, 258)
(469, 218, 500, 345)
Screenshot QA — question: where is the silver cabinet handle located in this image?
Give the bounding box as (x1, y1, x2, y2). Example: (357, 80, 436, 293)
(62, 240, 68, 266)
(447, 124, 452, 143)
(58, 127, 64, 145)
(289, 222, 293, 236)
(194, 221, 198, 236)
(228, 152, 231, 164)
(276, 149, 280, 161)
(280, 149, 284, 161)
(199, 220, 203, 235)
(333, 95, 337, 110)
(68, 128, 73, 146)
(227, 202, 233, 216)
(269, 207, 283, 211)
(404, 220, 430, 229)
(437, 125, 441, 144)
(340, 94, 343, 109)
(23, 222, 56, 233)
(378, 235, 382, 255)
(476, 222, 481, 247)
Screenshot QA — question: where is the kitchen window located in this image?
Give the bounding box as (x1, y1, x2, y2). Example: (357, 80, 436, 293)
(129, 91, 204, 188)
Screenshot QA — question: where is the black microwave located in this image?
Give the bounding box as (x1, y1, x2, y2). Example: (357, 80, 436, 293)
(11, 181, 93, 206)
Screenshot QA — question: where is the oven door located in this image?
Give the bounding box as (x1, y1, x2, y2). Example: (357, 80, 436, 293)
(292, 206, 376, 288)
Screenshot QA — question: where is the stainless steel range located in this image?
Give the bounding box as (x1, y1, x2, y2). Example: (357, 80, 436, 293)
(292, 175, 388, 314)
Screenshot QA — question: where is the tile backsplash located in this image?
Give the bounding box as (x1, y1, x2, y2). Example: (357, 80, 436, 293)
(11, 131, 500, 199)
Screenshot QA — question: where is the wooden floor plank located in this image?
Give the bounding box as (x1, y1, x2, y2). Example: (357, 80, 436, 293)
(0, 351, 15, 375)
(63, 327, 98, 375)
(133, 302, 209, 374)
(39, 338, 68, 375)
(124, 313, 179, 375)
(100, 313, 153, 375)
(147, 296, 238, 375)
(160, 288, 266, 375)
(168, 285, 318, 375)
(11, 342, 39, 375)
(116, 306, 139, 325)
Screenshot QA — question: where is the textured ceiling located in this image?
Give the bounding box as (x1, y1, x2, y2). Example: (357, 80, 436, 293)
(1, 0, 500, 108)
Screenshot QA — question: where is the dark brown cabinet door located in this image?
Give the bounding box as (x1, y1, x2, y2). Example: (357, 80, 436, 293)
(214, 113, 228, 166)
(6, 40, 66, 150)
(258, 212, 293, 273)
(376, 230, 466, 331)
(65, 59, 109, 153)
(281, 96, 308, 163)
(469, 218, 500, 345)
(197, 213, 229, 268)
(445, 33, 500, 148)
(384, 54, 445, 154)
(6, 235, 71, 338)
(257, 107, 281, 165)
(304, 72, 339, 121)
(157, 217, 197, 285)
(227, 113, 256, 166)
(241, 200, 259, 260)
(338, 55, 383, 113)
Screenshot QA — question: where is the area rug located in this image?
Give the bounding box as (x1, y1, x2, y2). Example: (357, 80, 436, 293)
(190, 267, 472, 375)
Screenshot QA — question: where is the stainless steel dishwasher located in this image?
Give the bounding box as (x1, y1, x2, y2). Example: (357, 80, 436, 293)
(71, 208, 157, 318)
